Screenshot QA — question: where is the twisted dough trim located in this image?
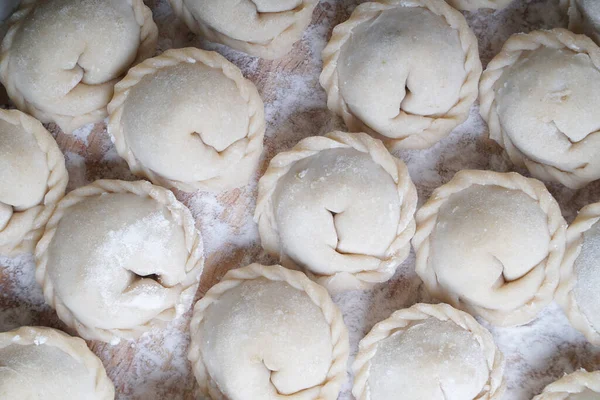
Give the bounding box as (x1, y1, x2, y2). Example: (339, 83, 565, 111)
(0, 326, 115, 399)
(445, 0, 513, 11)
(188, 263, 349, 400)
(352, 303, 506, 400)
(254, 131, 418, 292)
(0, 0, 158, 134)
(556, 202, 600, 345)
(412, 170, 566, 326)
(479, 29, 600, 189)
(108, 47, 266, 192)
(34, 179, 205, 343)
(168, 0, 319, 59)
(533, 370, 600, 399)
(319, 0, 482, 150)
(0, 109, 68, 256)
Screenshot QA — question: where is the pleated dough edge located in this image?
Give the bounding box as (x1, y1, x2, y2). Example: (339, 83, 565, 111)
(533, 369, 600, 399)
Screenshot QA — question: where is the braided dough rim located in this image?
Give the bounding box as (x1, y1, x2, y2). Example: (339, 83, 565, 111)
(479, 28, 600, 189)
(107, 47, 266, 192)
(412, 170, 567, 326)
(168, 0, 319, 59)
(556, 202, 600, 345)
(319, 0, 482, 150)
(0, 109, 68, 256)
(0, 0, 158, 134)
(352, 303, 506, 400)
(533, 370, 600, 399)
(254, 131, 418, 293)
(34, 179, 205, 343)
(188, 263, 350, 400)
(0, 326, 115, 399)
(445, 0, 513, 11)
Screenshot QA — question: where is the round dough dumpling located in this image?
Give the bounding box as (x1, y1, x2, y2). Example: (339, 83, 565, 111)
(352, 303, 506, 400)
(108, 48, 265, 192)
(34, 180, 205, 343)
(188, 263, 349, 400)
(445, 0, 513, 11)
(557, 202, 600, 345)
(0, 326, 114, 399)
(254, 131, 418, 292)
(412, 170, 567, 326)
(168, 0, 319, 59)
(0, 109, 67, 256)
(568, 0, 600, 45)
(533, 370, 600, 399)
(480, 29, 600, 189)
(0, 0, 158, 133)
(320, 0, 482, 150)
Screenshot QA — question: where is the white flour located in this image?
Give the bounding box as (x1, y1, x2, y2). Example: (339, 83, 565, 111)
(1, 0, 599, 399)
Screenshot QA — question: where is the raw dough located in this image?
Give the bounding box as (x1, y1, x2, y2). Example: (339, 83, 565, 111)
(320, 0, 482, 150)
(0, 109, 67, 256)
(0, 326, 114, 399)
(34, 180, 204, 343)
(445, 0, 513, 11)
(0, 0, 158, 133)
(557, 202, 600, 345)
(188, 263, 349, 400)
(254, 131, 417, 292)
(533, 370, 600, 399)
(412, 170, 566, 326)
(568, 0, 600, 45)
(168, 0, 319, 59)
(479, 29, 600, 189)
(108, 47, 265, 192)
(352, 303, 505, 400)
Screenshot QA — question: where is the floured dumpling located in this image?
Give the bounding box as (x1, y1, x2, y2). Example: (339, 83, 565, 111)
(255, 131, 417, 292)
(557, 202, 600, 345)
(568, 0, 600, 45)
(168, 0, 319, 59)
(445, 0, 513, 11)
(480, 29, 600, 189)
(34, 180, 204, 343)
(0, 0, 158, 133)
(0, 109, 67, 256)
(412, 170, 566, 326)
(533, 370, 600, 399)
(0, 326, 114, 399)
(188, 263, 349, 400)
(352, 303, 506, 400)
(320, 0, 482, 150)
(108, 48, 265, 192)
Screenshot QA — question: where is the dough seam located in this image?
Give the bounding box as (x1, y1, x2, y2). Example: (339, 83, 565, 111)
(533, 370, 600, 399)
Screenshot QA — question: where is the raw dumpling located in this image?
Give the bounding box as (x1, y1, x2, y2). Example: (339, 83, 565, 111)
(168, 0, 319, 59)
(568, 0, 600, 45)
(352, 303, 506, 400)
(0, 326, 114, 399)
(445, 0, 513, 11)
(533, 370, 600, 399)
(557, 202, 600, 345)
(412, 170, 566, 326)
(108, 48, 265, 192)
(479, 29, 600, 189)
(254, 131, 417, 292)
(34, 180, 204, 343)
(188, 263, 349, 400)
(320, 0, 482, 150)
(0, 109, 67, 256)
(0, 0, 158, 133)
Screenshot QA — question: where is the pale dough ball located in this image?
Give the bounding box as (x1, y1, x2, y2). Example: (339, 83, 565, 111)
(533, 370, 600, 399)
(0, 326, 114, 399)
(0, 0, 158, 133)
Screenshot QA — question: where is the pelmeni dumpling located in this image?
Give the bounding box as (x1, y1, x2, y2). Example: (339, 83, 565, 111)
(480, 29, 600, 189)
(35, 180, 204, 343)
(533, 370, 600, 399)
(0, 0, 158, 133)
(568, 0, 600, 45)
(320, 0, 482, 150)
(0, 109, 67, 256)
(353, 303, 506, 400)
(412, 170, 566, 326)
(255, 131, 417, 292)
(0, 326, 114, 399)
(168, 0, 319, 59)
(108, 47, 265, 192)
(188, 263, 349, 400)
